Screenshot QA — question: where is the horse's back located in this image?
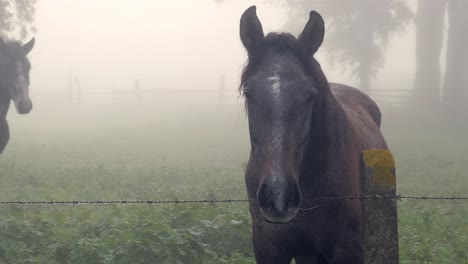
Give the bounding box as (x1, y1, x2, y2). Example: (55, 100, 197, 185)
(330, 83, 387, 150)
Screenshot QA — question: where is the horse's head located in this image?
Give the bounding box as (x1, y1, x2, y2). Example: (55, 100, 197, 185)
(240, 6, 326, 223)
(0, 37, 35, 114)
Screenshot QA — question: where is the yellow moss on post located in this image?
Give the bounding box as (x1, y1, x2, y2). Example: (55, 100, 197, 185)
(361, 150, 399, 264)
(363, 150, 396, 189)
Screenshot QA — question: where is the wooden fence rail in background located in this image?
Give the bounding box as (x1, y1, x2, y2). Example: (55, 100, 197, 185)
(32, 88, 418, 110)
(46, 72, 445, 110)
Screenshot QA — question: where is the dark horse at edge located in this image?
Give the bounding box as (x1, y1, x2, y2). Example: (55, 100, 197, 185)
(0, 37, 35, 154)
(239, 6, 387, 263)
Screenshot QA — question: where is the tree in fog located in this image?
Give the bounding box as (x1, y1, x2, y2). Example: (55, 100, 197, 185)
(0, 0, 37, 40)
(276, 0, 412, 92)
(414, 0, 468, 118)
(443, 0, 468, 117)
(413, 0, 447, 110)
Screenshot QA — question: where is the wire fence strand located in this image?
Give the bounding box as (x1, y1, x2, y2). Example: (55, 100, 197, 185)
(0, 195, 466, 206)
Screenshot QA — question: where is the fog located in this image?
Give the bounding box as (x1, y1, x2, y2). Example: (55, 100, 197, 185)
(30, 0, 418, 95)
(7, 0, 466, 173)
(1, 1, 467, 263)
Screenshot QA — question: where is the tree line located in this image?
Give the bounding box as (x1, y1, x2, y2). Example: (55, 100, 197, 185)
(222, 0, 467, 119)
(3, 0, 468, 117)
(0, 0, 36, 41)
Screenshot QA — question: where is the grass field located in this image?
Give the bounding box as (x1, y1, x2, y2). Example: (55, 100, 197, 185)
(0, 100, 466, 263)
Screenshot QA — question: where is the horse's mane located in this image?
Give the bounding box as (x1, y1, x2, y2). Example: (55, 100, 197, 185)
(0, 39, 25, 98)
(0, 39, 24, 64)
(239, 32, 329, 95)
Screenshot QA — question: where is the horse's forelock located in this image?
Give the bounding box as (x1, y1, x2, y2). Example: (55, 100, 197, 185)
(239, 33, 329, 97)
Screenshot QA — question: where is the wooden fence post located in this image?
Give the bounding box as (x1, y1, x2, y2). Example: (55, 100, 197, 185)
(361, 150, 399, 264)
(67, 71, 73, 106)
(111, 84, 116, 108)
(75, 77, 81, 110)
(218, 74, 225, 106)
(135, 80, 141, 109)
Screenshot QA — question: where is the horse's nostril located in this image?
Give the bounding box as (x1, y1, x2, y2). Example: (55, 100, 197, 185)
(17, 100, 33, 114)
(288, 184, 301, 209)
(257, 180, 302, 223)
(257, 184, 270, 209)
(257, 181, 302, 214)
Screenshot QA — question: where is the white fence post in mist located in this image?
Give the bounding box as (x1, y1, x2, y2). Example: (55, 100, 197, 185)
(68, 71, 73, 107)
(111, 84, 116, 109)
(135, 80, 141, 109)
(218, 74, 225, 107)
(75, 77, 81, 111)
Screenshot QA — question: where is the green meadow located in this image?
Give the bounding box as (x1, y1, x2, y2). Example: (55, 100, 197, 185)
(0, 100, 466, 263)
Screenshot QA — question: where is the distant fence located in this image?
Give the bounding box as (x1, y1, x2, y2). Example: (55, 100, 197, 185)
(31, 75, 244, 110)
(32, 87, 418, 111)
(31, 73, 428, 111)
(31, 89, 240, 110)
(369, 89, 413, 108)
(368, 89, 443, 110)
(25, 73, 427, 110)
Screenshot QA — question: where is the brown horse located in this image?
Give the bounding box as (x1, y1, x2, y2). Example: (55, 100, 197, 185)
(0, 37, 35, 154)
(239, 6, 387, 264)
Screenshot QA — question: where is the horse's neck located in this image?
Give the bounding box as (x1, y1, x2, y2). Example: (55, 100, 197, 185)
(0, 61, 10, 110)
(0, 93, 10, 119)
(307, 63, 354, 166)
(310, 92, 352, 156)
(0, 66, 9, 104)
(302, 92, 356, 193)
(0, 52, 11, 119)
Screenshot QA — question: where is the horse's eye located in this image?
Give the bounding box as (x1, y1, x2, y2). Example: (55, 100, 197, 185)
(305, 89, 318, 102)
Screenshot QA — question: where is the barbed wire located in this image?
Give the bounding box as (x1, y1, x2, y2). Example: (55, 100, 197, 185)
(305, 195, 468, 202)
(0, 199, 249, 206)
(0, 195, 466, 206)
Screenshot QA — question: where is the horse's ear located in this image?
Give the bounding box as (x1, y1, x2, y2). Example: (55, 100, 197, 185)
(240, 6, 264, 53)
(22, 37, 35, 54)
(299, 11, 325, 57)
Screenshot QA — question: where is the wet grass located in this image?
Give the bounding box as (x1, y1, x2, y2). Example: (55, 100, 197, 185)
(0, 103, 466, 263)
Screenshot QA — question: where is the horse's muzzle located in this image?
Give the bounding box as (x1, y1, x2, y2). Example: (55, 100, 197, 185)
(257, 181, 302, 224)
(15, 99, 33, 114)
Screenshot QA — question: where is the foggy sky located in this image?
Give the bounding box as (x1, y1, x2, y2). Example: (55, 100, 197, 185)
(29, 0, 421, 94)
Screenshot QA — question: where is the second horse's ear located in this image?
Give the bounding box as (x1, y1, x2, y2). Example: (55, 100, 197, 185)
(299, 11, 325, 57)
(240, 6, 264, 53)
(22, 37, 35, 54)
